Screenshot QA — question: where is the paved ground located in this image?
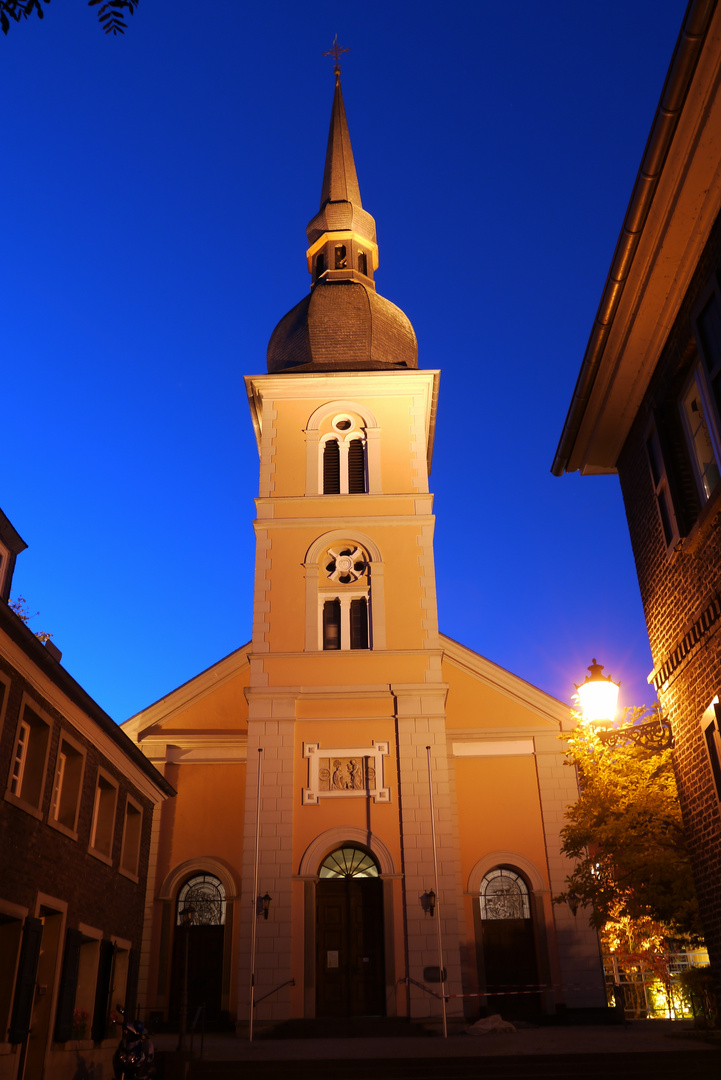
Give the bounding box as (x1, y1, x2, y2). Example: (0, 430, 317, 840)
(153, 1019, 720, 1063)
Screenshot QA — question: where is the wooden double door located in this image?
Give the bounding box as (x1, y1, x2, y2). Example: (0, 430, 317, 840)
(316, 877, 386, 1017)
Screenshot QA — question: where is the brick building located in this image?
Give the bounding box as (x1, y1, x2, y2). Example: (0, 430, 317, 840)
(0, 509, 174, 1080)
(122, 66, 606, 1030)
(553, 1, 721, 989)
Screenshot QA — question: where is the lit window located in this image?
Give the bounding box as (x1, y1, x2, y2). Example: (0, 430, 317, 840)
(120, 797, 143, 877)
(89, 771, 118, 861)
(49, 735, 85, 835)
(334, 244, 347, 269)
(680, 372, 721, 503)
(705, 704, 721, 801)
(8, 706, 50, 811)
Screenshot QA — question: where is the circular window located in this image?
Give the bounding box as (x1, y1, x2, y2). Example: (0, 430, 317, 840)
(325, 546, 366, 584)
(332, 415, 354, 433)
(319, 846, 379, 879)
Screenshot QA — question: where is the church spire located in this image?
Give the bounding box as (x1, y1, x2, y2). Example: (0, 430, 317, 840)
(320, 68, 363, 209)
(266, 57, 418, 374)
(305, 53, 378, 286)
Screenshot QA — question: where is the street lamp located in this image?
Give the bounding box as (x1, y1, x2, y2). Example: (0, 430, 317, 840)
(575, 659, 674, 751)
(576, 659, 620, 723)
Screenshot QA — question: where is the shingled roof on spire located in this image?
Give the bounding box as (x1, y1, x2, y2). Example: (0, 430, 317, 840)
(320, 73, 363, 208)
(306, 73, 377, 250)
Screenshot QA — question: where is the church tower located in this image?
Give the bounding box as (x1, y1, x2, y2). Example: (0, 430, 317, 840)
(123, 62, 606, 1033)
(240, 61, 464, 1021)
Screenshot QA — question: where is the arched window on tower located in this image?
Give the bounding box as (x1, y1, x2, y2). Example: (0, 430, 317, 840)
(357, 250, 367, 276)
(320, 415, 367, 494)
(321, 544, 370, 650)
(315, 252, 325, 281)
(335, 244, 347, 269)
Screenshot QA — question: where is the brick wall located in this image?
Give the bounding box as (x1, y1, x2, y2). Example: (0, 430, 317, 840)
(0, 652, 153, 946)
(616, 209, 721, 981)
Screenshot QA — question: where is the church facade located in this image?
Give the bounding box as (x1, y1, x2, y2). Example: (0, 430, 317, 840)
(123, 70, 604, 1028)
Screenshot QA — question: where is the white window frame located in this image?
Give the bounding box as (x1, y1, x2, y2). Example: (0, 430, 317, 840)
(644, 421, 680, 550)
(679, 365, 721, 505)
(319, 430, 368, 495)
(319, 589, 371, 651)
(88, 768, 119, 865)
(119, 795, 143, 880)
(48, 731, 86, 839)
(305, 401, 382, 496)
(5, 698, 51, 818)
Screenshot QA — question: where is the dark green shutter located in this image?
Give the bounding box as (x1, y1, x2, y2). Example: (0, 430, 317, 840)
(54, 928, 84, 1042)
(125, 948, 140, 1018)
(91, 939, 115, 1042)
(9, 917, 43, 1043)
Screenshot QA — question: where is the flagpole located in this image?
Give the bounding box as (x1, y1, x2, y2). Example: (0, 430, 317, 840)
(249, 747, 263, 1042)
(426, 745, 447, 1038)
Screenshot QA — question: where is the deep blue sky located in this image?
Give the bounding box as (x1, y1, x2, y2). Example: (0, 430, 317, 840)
(2, 1, 686, 721)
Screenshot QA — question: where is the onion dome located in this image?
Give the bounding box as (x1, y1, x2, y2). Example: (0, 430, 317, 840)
(267, 68, 418, 374)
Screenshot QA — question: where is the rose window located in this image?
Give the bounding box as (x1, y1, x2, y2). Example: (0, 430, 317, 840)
(326, 547, 366, 584)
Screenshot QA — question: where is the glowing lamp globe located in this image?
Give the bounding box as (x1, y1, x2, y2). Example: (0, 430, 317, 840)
(576, 659, 620, 724)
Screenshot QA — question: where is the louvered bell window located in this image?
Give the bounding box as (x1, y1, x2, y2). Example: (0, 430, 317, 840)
(347, 438, 366, 493)
(350, 597, 368, 649)
(323, 598, 341, 650)
(323, 439, 341, 494)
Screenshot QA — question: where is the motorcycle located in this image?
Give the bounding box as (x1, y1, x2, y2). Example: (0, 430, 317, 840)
(112, 1004, 156, 1080)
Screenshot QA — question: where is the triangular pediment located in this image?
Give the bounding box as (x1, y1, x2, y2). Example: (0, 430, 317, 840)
(121, 644, 251, 742)
(440, 633, 570, 734)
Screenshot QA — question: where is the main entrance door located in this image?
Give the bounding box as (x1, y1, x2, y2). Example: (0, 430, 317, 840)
(315, 846, 385, 1018)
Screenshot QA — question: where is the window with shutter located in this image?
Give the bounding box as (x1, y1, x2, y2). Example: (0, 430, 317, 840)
(323, 599, 341, 650)
(350, 598, 368, 649)
(348, 438, 366, 493)
(323, 439, 341, 494)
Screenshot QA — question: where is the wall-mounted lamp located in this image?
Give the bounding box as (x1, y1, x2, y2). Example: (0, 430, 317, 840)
(427, 889, 436, 917)
(261, 892, 272, 920)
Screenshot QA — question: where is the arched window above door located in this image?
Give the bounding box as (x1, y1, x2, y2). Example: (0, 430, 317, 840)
(176, 873, 226, 926)
(479, 868, 530, 920)
(319, 846, 379, 879)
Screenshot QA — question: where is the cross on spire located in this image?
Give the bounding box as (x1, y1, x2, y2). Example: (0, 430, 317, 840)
(323, 35, 349, 78)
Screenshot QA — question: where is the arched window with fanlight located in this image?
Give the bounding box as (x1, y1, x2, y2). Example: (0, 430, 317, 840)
(176, 873, 226, 926)
(319, 847, 379, 878)
(478, 867, 540, 1019)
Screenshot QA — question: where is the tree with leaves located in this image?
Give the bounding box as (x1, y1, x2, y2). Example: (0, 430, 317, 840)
(9, 594, 53, 644)
(555, 708, 702, 940)
(1, 0, 138, 36)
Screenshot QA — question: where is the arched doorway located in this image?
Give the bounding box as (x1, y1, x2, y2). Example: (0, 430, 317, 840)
(479, 867, 541, 1019)
(169, 873, 226, 1027)
(315, 846, 385, 1017)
